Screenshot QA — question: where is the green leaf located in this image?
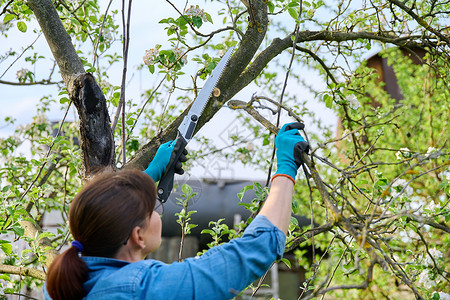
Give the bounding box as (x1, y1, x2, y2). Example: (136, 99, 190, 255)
(267, 1, 275, 13)
(17, 21, 27, 32)
(59, 97, 69, 104)
(192, 16, 203, 28)
(11, 226, 24, 236)
(323, 94, 333, 108)
(206, 61, 216, 71)
(201, 229, 214, 235)
(182, 184, 193, 196)
(3, 14, 15, 23)
(288, 7, 298, 20)
(237, 185, 254, 201)
(38, 231, 55, 240)
(0, 274, 10, 281)
(205, 13, 213, 23)
(0, 242, 12, 255)
(148, 64, 155, 74)
(280, 257, 291, 268)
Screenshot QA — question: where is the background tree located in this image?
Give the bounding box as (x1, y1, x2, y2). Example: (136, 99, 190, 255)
(0, 0, 449, 299)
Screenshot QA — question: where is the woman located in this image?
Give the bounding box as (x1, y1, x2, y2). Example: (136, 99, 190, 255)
(45, 122, 308, 299)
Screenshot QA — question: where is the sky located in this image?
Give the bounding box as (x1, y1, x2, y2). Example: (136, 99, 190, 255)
(0, 0, 342, 181)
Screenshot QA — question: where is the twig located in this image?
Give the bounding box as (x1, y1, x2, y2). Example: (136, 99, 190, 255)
(0, 79, 62, 85)
(0, 33, 42, 80)
(92, 0, 113, 67)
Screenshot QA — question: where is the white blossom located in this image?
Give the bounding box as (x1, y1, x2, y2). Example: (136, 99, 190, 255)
(423, 248, 442, 266)
(427, 201, 440, 212)
(347, 94, 361, 110)
(391, 178, 413, 198)
(16, 68, 29, 81)
(443, 169, 450, 181)
(173, 47, 188, 65)
(246, 142, 254, 152)
(417, 269, 444, 289)
(143, 46, 187, 67)
(399, 228, 419, 243)
(143, 47, 160, 66)
(342, 129, 352, 141)
(100, 27, 114, 43)
(395, 147, 410, 160)
(425, 147, 438, 158)
(433, 292, 450, 300)
(33, 114, 48, 126)
(185, 5, 207, 21)
(0, 249, 6, 262)
(418, 269, 437, 289)
(426, 147, 437, 154)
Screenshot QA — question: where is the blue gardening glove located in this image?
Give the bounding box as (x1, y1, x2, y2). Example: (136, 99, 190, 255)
(143, 140, 188, 182)
(274, 122, 309, 180)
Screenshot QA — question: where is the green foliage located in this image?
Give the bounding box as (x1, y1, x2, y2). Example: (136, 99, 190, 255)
(291, 48, 449, 298)
(175, 184, 198, 236)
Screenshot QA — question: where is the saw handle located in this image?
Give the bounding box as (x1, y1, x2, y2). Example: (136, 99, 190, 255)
(157, 131, 188, 203)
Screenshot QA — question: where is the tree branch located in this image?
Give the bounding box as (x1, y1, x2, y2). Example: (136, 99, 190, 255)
(387, 0, 450, 43)
(0, 79, 62, 86)
(27, 0, 85, 94)
(0, 263, 46, 280)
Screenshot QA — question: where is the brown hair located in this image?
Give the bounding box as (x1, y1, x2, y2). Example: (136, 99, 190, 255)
(46, 169, 156, 300)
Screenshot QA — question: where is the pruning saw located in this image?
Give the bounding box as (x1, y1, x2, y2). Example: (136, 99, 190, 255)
(157, 46, 235, 202)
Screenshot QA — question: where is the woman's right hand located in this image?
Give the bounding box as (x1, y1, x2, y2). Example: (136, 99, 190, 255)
(143, 140, 188, 182)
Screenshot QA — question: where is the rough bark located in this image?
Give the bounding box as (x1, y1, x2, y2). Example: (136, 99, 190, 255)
(0, 263, 46, 280)
(71, 73, 115, 176)
(27, 0, 85, 94)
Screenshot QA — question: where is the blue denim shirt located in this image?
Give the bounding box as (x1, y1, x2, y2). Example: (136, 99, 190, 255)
(44, 215, 285, 300)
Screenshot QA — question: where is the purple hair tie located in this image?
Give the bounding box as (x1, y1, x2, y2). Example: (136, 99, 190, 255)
(72, 240, 85, 252)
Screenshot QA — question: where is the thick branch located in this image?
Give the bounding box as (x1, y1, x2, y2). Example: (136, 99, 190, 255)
(0, 263, 46, 280)
(20, 220, 59, 268)
(27, 0, 85, 94)
(235, 30, 436, 90)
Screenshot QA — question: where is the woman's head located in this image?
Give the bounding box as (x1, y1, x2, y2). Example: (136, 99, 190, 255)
(69, 169, 158, 257)
(47, 169, 159, 300)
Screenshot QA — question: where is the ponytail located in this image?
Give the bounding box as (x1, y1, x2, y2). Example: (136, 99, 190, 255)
(46, 246, 88, 300)
(45, 169, 156, 299)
